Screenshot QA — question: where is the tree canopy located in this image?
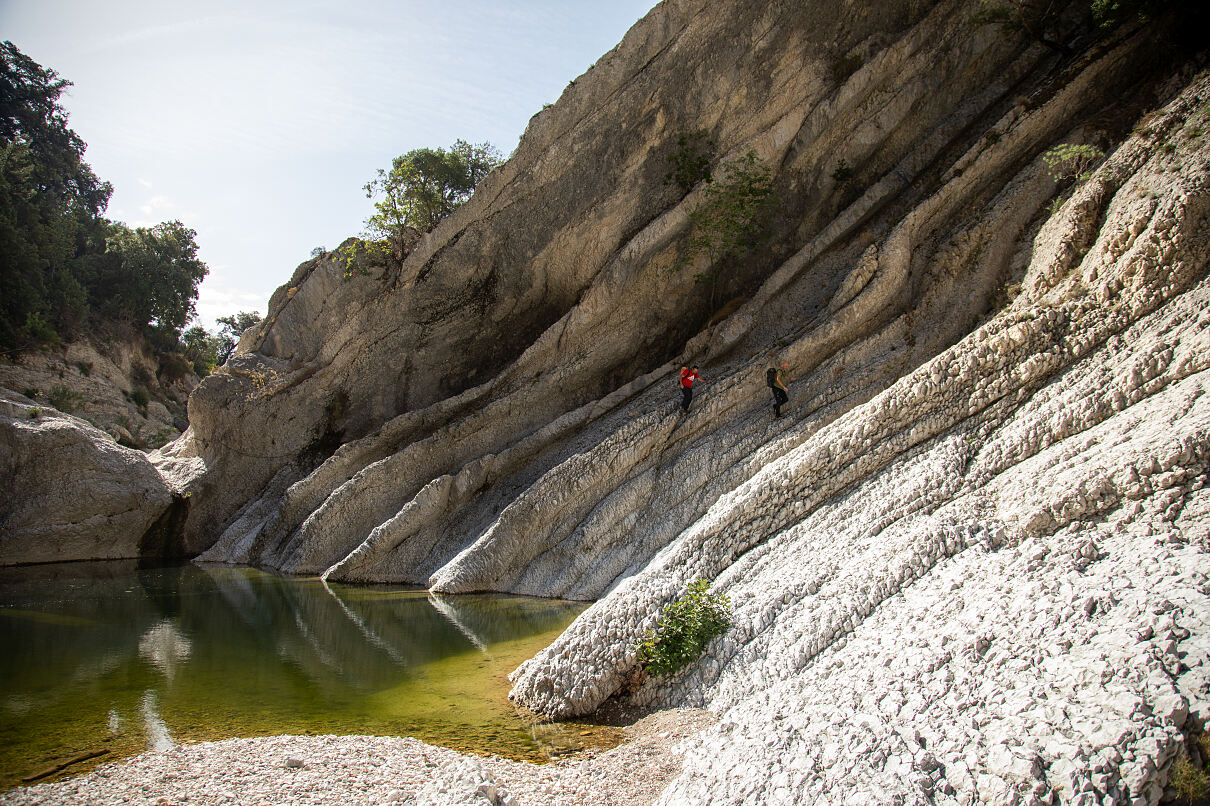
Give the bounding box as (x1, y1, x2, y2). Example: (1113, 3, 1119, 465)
(0, 41, 209, 350)
(215, 311, 262, 362)
(177, 310, 261, 375)
(363, 140, 503, 255)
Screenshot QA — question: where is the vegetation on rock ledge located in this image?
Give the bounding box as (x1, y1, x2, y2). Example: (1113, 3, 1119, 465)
(676, 149, 775, 305)
(364, 140, 503, 252)
(636, 579, 731, 678)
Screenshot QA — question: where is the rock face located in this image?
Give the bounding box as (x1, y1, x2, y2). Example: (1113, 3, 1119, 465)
(152, 0, 1210, 802)
(506, 68, 1210, 804)
(0, 389, 176, 564)
(0, 336, 194, 450)
(180, 0, 1174, 582)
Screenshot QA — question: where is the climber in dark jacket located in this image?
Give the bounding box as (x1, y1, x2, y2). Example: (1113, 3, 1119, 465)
(767, 361, 793, 417)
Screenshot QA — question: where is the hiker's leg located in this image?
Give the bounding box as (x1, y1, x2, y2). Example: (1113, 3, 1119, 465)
(681, 386, 692, 412)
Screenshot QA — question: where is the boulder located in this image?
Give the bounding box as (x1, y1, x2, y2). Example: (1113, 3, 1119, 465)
(0, 389, 175, 565)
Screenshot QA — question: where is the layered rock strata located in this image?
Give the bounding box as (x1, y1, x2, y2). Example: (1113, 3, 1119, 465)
(0, 337, 193, 451)
(509, 73, 1210, 804)
(185, 0, 1185, 598)
(137, 0, 1210, 802)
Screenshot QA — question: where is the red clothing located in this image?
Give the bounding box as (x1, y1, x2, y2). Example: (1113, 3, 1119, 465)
(680, 369, 701, 388)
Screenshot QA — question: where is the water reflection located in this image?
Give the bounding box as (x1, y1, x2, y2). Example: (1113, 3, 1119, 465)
(426, 592, 489, 653)
(137, 620, 191, 680)
(0, 561, 588, 789)
(140, 690, 173, 752)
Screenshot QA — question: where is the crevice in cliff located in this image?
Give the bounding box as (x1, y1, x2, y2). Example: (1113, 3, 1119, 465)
(138, 493, 191, 562)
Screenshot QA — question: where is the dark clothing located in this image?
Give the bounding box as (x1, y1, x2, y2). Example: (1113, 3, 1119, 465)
(772, 386, 788, 417)
(769, 367, 790, 417)
(682, 385, 694, 412)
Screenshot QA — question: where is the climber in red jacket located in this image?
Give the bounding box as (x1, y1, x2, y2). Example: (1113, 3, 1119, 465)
(679, 365, 703, 413)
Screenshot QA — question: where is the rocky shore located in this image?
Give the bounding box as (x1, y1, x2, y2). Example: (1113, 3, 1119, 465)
(0, 709, 713, 806)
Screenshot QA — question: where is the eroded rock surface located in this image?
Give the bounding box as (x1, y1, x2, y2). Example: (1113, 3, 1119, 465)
(149, 0, 1210, 802)
(509, 72, 1210, 804)
(0, 337, 194, 451)
(0, 389, 175, 564)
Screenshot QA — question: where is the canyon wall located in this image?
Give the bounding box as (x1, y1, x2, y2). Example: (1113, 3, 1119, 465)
(60, 0, 1210, 802)
(181, 0, 1185, 594)
(510, 71, 1210, 803)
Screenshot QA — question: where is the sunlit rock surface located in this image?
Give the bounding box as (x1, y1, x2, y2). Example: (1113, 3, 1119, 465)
(510, 73, 1210, 803)
(150, 0, 1210, 802)
(0, 337, 193, 451)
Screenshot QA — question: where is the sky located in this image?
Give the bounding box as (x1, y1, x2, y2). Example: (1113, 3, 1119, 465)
(1, 0, 660, 330)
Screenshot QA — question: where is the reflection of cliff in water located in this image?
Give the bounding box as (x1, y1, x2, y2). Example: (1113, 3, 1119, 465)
(0, 561, 161, 716)
(426, 592, 586, 649)
(2, 562, 587, 700)
(1, 563, 585, 706)
(189, 565, 584, 693)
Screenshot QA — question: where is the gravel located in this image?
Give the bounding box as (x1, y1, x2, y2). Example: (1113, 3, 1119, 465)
(0, 708, 714, 806)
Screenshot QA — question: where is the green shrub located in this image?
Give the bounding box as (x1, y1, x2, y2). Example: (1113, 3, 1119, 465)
(831, 159, 854, 183)
(1042, 143, 1104, 183)
(636, 578, 731, 678)
(1090, 0, 1193, 32)
(131, 386, 150, 412)
(22, 388, 39, 400)
(677, 150, 775, 304)
(74, 361, 92, 377)
(338, 239, 389, 279)
(1171, 753, 1209, 802)
(46, 385, 81, 413)
(157, 352, 193, 383)
(26, 406, 42, 418)
(664, 131, 715, 192)
(21, 311, 61, 348)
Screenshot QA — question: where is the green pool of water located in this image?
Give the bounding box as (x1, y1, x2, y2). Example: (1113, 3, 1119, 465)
(0, 561, 602, 789)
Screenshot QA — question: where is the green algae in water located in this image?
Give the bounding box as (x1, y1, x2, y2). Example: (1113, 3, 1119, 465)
(0, 562, 596, 789)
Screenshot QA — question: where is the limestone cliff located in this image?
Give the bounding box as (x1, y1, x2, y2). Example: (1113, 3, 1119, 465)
(151, 0, 1210, 802)
(181, 0, 1194, 587)
(0, 336, 195, 566)
(509, 70, 1210, 804)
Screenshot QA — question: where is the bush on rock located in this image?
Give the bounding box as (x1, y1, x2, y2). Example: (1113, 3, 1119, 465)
(636, 579, 731, 678)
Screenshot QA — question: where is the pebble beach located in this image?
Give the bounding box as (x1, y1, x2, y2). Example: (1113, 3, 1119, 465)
(0, 708, 714, 806)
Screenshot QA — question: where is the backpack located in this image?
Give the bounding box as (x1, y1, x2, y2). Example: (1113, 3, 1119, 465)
(766, 367, 777, 387)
